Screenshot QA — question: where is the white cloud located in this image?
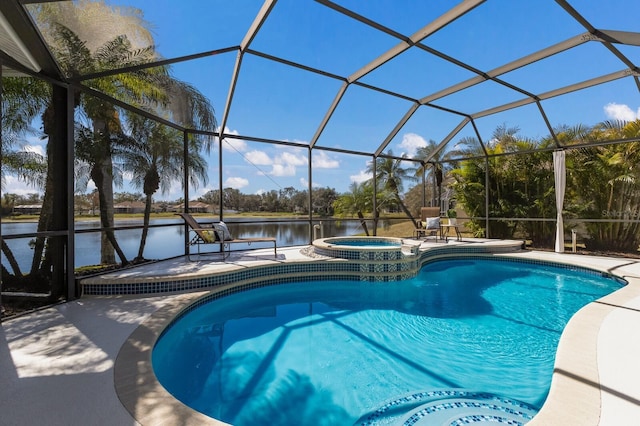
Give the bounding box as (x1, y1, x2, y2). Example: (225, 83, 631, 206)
(350, 170, 372, 184)
(270, 163, 297, 177)
(242, 149, 308, 177)
(604, 103, 640, 121)
(222, 137, 247, 152)
(3, 175, 41, 196)
(300, 177, 321, 187)
(312, 151, 340, 169)
(278, 151, 306, 167)
(224, 176, 249, 189)
(219, 127, 247, 152)
(245, 150, 272, 165)
(398, 132, 427, 158)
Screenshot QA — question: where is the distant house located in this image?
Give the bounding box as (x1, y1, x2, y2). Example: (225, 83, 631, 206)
(176, 201, 211, 213)
(13, 204, 42, 215)
(113, 201, 146, 214)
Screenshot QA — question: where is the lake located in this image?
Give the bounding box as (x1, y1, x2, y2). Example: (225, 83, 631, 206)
(1, 217, 367, 269)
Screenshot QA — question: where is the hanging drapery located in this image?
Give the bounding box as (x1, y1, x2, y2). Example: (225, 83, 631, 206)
(553, 150, 566, 253)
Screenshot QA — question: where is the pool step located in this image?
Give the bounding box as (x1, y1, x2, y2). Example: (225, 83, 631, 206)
(358, 390, 538, 426)
(401, 240, 422, 256)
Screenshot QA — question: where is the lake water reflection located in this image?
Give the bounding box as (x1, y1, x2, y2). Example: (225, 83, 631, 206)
(1, 217, 366, 269)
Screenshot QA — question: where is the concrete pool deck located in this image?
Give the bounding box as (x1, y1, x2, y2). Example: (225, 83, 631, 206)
(1, 239, 639, 425)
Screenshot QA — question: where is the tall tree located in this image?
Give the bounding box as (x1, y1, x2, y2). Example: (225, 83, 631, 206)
(567, 120, 640, 251)
(451, 125, 556, 242)
(28, 1, 215, 269)
(1, 77, 49, 278)
(333, 182, 374, 235)
(123, 116, 207, 261)
(415, 140, 460, 212)
(54, 23, 168, 265)
(367, 151, 418, 227)
(51, 21, 215, 264)
(22, 0, 157, 271)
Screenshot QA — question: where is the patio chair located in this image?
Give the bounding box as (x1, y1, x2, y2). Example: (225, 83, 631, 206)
(415, 207, 442, 241)
(177, 213, 277, 260)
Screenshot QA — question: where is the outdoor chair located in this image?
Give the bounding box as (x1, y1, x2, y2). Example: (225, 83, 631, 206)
(414, 207, 442, 241)
(177, 213, 277, 260)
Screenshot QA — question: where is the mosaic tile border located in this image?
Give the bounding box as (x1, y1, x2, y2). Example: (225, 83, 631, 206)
(448, 415, 524, 425)
(312, 236, 419, 261)
(360, 390, 537, 425)
(80, 241, 626, 296)
(404, 401, 533, 425)
(80, 245, 485, 295)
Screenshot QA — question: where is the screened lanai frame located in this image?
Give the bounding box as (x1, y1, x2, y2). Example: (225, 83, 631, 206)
(0, 0, 640, 302)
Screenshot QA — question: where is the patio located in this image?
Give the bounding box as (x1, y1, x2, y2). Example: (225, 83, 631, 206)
(1, 1, 640, 424)
(2, 243, 640, 425)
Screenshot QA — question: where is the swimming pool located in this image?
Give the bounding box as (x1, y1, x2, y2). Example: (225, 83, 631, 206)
(152, 258, 623, 425)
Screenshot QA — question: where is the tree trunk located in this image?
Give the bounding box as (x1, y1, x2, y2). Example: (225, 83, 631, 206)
(396, 195, 419, 228)
(98, 155, 116, 264)
(2, 239, 22, 277)
(357, 211, 370, 236)
(91, 163, 129, 266)
(30, 105, 56, 275)
(136, 193, 153, 261)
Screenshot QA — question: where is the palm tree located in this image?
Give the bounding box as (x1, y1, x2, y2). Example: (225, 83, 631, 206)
(413, 139, 464, 210)
(52, 21, 216, 265)
(122, 116, 208, 261)
(568, 120, 640, 251)
(74, 123, 132, 265)
(450, 125, 556, 241)
(1, 78, 49, 278)
(2, 2, 171, 296)
(332, 181, 397, 236)
(28, 1, 205, 268)
(333, 182, 374, 235)
(52, 23, 169, 265)
(367, 151, 418, 227)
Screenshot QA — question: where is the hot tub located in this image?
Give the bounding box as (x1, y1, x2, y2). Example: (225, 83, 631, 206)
(312, 236, 419, 260)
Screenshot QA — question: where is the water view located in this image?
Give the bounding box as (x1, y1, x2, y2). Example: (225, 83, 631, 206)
(1, 218, 365, 269)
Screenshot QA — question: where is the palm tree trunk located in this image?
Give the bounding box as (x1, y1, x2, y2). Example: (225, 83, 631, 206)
(97, 156, 116, 264)
(91, 163, 129, 266)
(396, 195, 418, 227)
(2, 239, 22, 277)
(357, 211, 370, 236)
(30, 105, 56, 275)
(136, 193, 153, 261)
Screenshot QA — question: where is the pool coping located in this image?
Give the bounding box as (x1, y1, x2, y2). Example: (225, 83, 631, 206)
(111, 246, 640, 425)
(528, 275, 640, 425)
(81, 240, 523, 294)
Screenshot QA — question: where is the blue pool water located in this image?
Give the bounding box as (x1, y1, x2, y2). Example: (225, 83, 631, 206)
(152, 259, 623, 425)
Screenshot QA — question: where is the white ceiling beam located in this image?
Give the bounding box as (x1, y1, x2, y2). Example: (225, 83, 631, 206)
(0, 9, 40, 72)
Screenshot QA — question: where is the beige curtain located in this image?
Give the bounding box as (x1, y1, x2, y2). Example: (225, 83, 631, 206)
(554, 150, 566, 253)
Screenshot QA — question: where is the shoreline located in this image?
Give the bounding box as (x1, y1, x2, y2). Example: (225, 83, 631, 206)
(0, 211, 337, 223)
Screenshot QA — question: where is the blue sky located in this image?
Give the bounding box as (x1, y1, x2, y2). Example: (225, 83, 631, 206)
(7, 0, 640, 200)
